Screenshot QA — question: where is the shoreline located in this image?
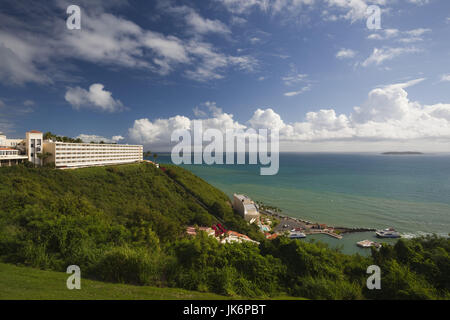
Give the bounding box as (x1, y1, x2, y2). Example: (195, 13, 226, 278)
(260, 209, 376, 239)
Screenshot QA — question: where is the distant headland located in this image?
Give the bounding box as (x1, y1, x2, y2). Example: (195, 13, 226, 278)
(382, 152, 424, 155)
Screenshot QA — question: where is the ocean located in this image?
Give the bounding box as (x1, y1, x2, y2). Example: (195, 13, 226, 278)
(155, 153, 450, 255)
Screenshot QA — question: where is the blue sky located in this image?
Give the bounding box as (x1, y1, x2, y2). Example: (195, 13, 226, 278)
(1, 0, 450, 151)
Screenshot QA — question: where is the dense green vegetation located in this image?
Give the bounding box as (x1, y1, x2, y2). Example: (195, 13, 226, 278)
(164, 165, 264, 242)
(0, 163, 448, 300)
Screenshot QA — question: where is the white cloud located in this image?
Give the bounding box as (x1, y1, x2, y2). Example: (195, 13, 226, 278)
(248, 108, 286, 131)
(76, 134, 125, 143)
(193, 106, 208, 118)
(0, 37, 51, 85)
(404, 28, 431, 37)
(112, 135, 125, 142)
(250, 37, 262, 44)
(127, 79, 450, 152)
(23, 100, 35, 107)
(0, 1, 256, 85)
(165, 5, 231, 35)
(65, 83, 125, 113)
(128, 102, 245, 149)
(325, 0, 387, 22)
(284, 85, 312, 96)
(184, 41, 257, 81)
(440, 74, 450, 82)
(282, 73, 308, 86)
(282, 65, 312, 95)
(215, 0, 271, 14)
(185, 11, 231, 35)
(361, 47, 419, 67)
(215, 0, 318, 17)
(406, 0, 429, 5)
(129, 116, 192, 148)
(336, 48, 357, 59)
(367, 29, 399, 40)
(367, 28, 431, 43)
(230, 16, 247, 25)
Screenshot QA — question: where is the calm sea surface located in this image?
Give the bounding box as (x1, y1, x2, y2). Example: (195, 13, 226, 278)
(156, 153, 450, 255)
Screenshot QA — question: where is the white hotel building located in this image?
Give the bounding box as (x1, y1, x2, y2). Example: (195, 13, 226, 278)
(44, 141, 143, 169)
(0, 130, 143, 169)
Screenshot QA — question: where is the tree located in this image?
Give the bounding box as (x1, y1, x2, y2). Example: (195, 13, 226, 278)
(43, 132, 83, 143)
(143, 151, 152, 158)
(37, 152, 53, 167)
(43, 132, 54, 140)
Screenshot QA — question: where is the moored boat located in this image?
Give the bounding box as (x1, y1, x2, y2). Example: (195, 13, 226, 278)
(357, 239, 382, 249)
(289, 231, 306, 239)
(375, 227, 401, 238)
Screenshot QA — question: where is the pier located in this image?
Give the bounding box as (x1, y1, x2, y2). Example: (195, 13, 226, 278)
(306, 230, 343, 239)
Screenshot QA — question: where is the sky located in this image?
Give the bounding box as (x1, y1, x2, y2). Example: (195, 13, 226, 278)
(0, 0, 450, 152)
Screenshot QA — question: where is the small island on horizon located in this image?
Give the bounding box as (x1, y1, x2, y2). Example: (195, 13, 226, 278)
(382, 151, 424, 155)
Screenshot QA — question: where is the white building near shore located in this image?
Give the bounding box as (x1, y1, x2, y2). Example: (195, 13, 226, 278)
(43, 141, 143, 169)
(232, 194, 260, 222)
(0, 132, 29, 167)
(0, 130, 143, 169)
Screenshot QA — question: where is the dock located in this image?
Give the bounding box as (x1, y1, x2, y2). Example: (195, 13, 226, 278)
(307, 230, 343, 239)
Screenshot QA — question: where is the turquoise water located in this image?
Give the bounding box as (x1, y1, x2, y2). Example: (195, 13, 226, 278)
(155, 153, 450, 254)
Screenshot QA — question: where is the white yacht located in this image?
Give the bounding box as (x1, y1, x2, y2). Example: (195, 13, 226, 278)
(357, 240, 382, 249)
(289, 231, 306, 239)
(375, 228, 401, 238)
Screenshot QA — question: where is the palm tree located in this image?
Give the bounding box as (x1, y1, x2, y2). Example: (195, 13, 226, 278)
(143, 151, 152, 159)
(153, 153, 158, 162)
(37, 152, 52, 167)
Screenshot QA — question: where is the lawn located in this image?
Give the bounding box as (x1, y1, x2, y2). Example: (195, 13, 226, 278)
(0, 263, 231, 300)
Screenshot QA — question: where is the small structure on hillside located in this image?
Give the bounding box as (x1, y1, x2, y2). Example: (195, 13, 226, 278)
(232, 194, 260, 222)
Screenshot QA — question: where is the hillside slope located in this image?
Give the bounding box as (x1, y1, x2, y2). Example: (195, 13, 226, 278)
(1, 163, 448, 300)
(0, 163, 228, 243)
(0, 163, 249, 289)
(0, 262, 229, 300)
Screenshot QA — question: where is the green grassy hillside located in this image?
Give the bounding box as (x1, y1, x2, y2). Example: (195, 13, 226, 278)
(0, 262, 229, 300)
(0, 163, 448, 300)
(0, 163, 223, 243)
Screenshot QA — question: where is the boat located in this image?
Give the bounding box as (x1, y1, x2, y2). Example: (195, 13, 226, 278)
(375, 228, 401, 238)
(357, 240, 382, 249)
(289, 232, 306, 239)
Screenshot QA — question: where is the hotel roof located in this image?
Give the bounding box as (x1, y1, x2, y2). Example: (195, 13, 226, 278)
(27, 130, 42, 133)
